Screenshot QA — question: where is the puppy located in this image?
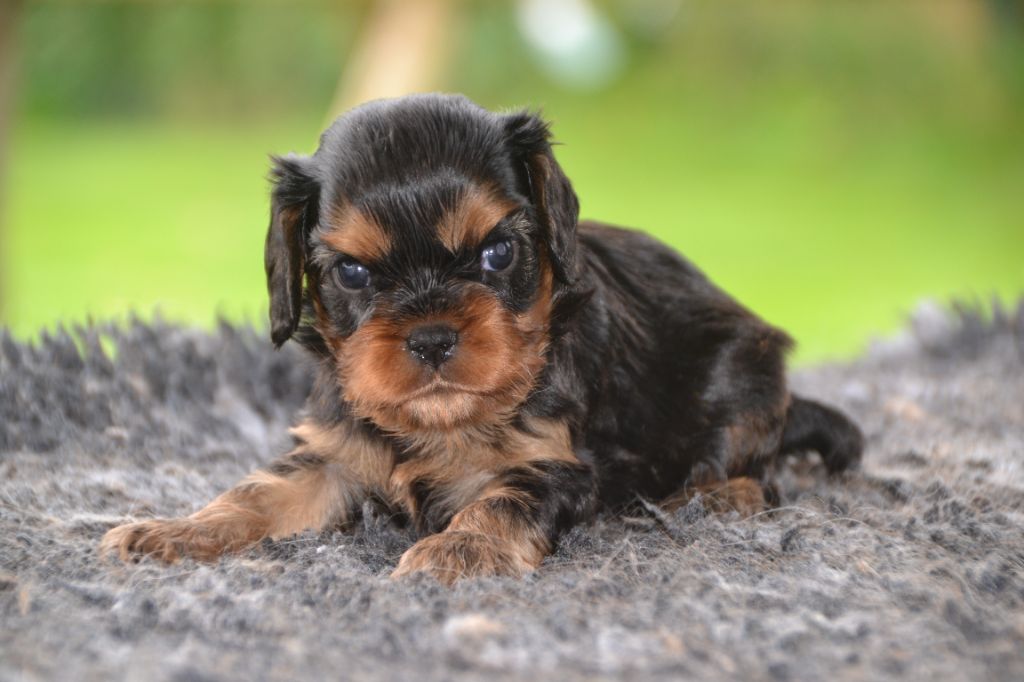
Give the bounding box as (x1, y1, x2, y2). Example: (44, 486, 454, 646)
(102, 94, 863, 583)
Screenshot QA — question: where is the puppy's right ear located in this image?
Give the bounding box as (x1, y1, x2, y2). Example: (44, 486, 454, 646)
(265, 154, 319, 348)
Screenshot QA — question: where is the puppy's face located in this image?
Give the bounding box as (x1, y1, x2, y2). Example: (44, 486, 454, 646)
(312, 180, 553, 432)
(263, 96, 580, 433)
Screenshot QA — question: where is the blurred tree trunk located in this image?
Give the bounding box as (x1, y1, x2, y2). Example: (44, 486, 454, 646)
(0, 0, 21, 321)
(327, 0, 462, 122)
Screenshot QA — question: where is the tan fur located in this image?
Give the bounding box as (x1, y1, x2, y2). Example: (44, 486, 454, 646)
(436, 184, 518, 252)
(321, 206, 393, 263)
(289, 420, 393, 489)
(390, 488, 550, 584)
(101, 408, 576, 569)
(388, 418, 575, 511)
(100, 468, 342, 563)
(390, 531, 536, 585)
(661, 476, 767, 517)
(101, 420, 392, 562)
(448, 489, 548, 560)
(388, 419, 573, 583)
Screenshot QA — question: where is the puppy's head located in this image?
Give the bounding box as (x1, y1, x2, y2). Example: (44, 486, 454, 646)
(264, 95, 579, 433)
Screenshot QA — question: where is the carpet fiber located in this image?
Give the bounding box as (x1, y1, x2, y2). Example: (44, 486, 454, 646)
(2, 302, 1023, 681)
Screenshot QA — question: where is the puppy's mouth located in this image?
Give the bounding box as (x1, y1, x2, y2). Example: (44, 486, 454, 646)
(406, 378, 487, 399)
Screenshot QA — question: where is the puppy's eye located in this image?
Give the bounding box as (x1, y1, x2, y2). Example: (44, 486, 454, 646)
(336, 259, 371, 290)
(480, 239, 515, 272)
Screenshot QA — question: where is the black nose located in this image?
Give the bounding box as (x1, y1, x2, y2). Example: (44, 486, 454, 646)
(406, 324, 458, 369)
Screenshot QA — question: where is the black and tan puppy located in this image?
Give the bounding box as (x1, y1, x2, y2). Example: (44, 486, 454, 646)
(102, 94, 863, 583)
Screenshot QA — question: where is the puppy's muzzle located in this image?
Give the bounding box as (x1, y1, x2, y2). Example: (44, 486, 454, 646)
(406, 324, 458, 369)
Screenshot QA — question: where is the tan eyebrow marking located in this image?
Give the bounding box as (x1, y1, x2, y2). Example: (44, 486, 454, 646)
(321, 206, 393, 263)
(437, 185, 519, 253)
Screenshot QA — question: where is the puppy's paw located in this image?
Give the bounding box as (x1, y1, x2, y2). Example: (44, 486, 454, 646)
(662, 476, 767, 517)
(100, 518, 223, 563)
(705, 477, 767, 516)
(391, 531, 534, 585)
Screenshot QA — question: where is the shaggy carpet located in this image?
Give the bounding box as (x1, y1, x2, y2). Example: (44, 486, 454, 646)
(1, 301, 1023, 682)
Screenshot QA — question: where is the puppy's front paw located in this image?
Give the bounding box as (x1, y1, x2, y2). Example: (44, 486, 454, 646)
(391, 531, 534, 585)
(101, 519, 223, 563)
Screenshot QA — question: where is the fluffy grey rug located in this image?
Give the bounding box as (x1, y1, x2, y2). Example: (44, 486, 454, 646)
(1, 301, 1023, 682)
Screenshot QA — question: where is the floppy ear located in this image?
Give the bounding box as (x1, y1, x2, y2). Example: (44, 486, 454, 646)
(505, 112, 580, 285)
(265, 154, 319, 348)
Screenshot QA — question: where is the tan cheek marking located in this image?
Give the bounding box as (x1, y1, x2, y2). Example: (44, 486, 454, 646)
(337, 317, 424, 411)
(443, 292, 520, 392)
(321, 206, 393, 262)
(437, 185, 519, 252)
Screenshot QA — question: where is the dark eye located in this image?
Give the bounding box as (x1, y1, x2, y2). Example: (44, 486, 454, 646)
(481, 239, 515, 272)
(336, 259, 371, 290)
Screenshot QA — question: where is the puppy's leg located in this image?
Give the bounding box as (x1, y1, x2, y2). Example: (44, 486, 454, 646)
(668, 321, 790, 514)
(392, 459, 596, 584)
(101, 421, 387, 562)
(101, 461, 347, 562)
(665, 413, 784, 517)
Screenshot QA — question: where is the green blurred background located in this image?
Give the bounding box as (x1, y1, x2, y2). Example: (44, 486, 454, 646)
(1, 0, 1022, 362)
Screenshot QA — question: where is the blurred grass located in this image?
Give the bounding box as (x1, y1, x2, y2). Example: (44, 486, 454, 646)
(4, 120, 312, 339)
(6, 102, 1021, 363)
(3, 0, 1023, 363)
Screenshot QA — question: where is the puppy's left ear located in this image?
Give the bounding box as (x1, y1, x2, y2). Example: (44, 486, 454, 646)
(265, 154, 319, 348)
(505, 112, 580, 284)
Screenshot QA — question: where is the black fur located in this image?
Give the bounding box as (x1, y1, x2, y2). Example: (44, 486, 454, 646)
(781, 396, 865, 474)
(500, 460, 599, 547)
(265, 93, 863, 541)
(265, 155, 319, 348)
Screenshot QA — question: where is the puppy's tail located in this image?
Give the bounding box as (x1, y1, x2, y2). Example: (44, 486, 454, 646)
(780, 395, 864, 473)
